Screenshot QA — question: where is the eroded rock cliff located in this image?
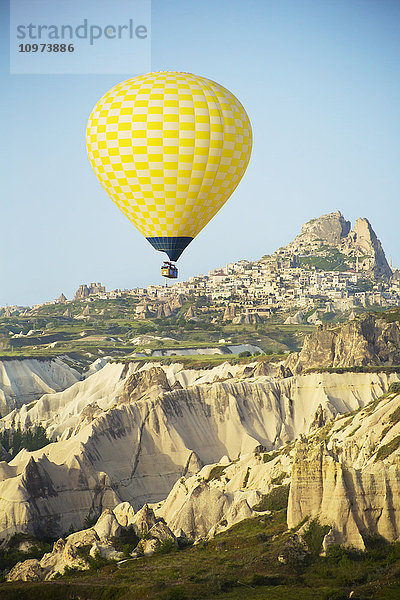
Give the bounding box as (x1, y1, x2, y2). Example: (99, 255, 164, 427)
(0, 357, 397, 541)
(286, 314, 400, 374)
(287, 386, 400, 549)
(0, 358, 81, 415)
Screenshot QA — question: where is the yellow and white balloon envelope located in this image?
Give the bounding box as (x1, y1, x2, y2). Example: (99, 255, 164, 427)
(86, 71, 252, 261)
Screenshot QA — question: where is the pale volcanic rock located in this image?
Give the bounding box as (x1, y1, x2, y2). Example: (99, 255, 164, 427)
(299, 211, 351, 245)
(7, 537, 89, 582)
(93, 508, 121, 540)
(0, 358, 81, 414)
(284, 311, 305, 325)
(136, 538, 160, 556)
(134, 521, 177, 556)
(286, 314, 400, 374)
(89, 540, 124, 560)
(281, 211, 391, 279)
(113, 501, 135, 527)
(130, 504, 158, 536)
(287, 389, 400, 549)
(0, 362, 126, 439)
(341, 217, 392, 279)
(0, 356, 398, 544)
(6, 558, 44, 582)
(153, 453, 280, 540)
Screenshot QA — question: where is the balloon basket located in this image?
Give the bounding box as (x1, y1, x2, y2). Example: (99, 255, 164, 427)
(161, 261, 178, 279)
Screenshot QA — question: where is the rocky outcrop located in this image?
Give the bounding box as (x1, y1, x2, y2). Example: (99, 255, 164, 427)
(298, 211, 351, 245)
(118, 366, 171, 404)
(0, 356, 397, 540)
(286, 314, 400, 374)
(281, 211, 392, 279)
(232, 312, 263, 325)
(341, 217, 392, 279)
(74, 285, 89, 301)
(0, 358, 81, 414)
(7, 502, 134, 581)
(287, 387, 400, 549)
(284, 311, 305, 325)
(223, 305, 236, 322)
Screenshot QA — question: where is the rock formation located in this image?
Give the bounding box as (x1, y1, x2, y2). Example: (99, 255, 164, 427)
(223, 305, 236, 322)
(288, 386, 400, 549)
(73, 283, 105, 301)
(286, 314, 400, 374)
(281, 211, 392, 279)
(184, 306, 196, 320)
(73, 285, 89, 301)
(341, 217, 392, 279)
(0, 356, 398, 541)
(299, 210, 351, 245)
(284, 310, 305, 325)
(232, 312, 263, 325)
(0, 358, 81, 415)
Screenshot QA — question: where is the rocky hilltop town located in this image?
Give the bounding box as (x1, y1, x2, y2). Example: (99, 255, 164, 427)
(3, 212, 400, 325)
(1, 212, 400, 598)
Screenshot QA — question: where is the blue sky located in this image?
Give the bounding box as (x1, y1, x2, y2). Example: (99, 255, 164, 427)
(1, 0, 399, 306)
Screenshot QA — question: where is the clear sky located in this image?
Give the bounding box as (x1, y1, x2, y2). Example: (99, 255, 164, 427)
(1, 0, 399, 306)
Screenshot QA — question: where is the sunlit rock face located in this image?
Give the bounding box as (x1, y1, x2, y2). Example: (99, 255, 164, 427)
(0, 358, 81, 414)
(0, 355, 397, 541)
(286, 314, 400, 374)
(288, 388, 400, 549)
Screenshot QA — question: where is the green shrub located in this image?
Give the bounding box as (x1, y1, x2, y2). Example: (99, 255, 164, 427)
(303, 519, 331, 556)
(0, 425, 52, 459)
(239, 351, 251, 357)
(242, 467, 250, 488)
(252, 484, 290, 512)
(83, 512, 100, 529)
(389, 406, 400, 424)
(206, 464, 228, 482)
(375, 435, 400, 461)
(262, 451, 280, 463)
(271, 472, 286, 485)
(389, 382, 400, 394)
(163, 586, 187, 600)
(155, 539, 176, 555)
(324, 592, 350, 600)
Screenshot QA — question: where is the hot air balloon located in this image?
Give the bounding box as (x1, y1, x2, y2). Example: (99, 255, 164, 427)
(86, 71, 252, 279)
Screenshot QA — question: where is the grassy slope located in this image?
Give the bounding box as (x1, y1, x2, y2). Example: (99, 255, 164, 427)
(1, 511, 400, 600)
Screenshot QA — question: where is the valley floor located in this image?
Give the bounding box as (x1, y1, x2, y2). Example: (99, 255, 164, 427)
(1, 512, 400, 600)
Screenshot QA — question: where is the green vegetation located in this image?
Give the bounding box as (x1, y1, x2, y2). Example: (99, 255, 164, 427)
(389, 382, 400, 394)
(0, 294, 317, 368)
(0, 425, 51, 459)
(302, 520, 330, 556)
(299, 248, 350, 272)
(307, 365, 400, 375)
(252, 485, 290, 512)
(0, 534, 51, 574)
(375, 435, 400, 461)
(389, 406, 400, 425)
(263, 451, 280, 463)
(206, 464, 229, 482)
(2, 512, 400, 599)
(242, 467, 251, 487)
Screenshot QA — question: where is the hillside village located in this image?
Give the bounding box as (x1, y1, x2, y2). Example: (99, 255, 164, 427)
(3, 212, 400, 328)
